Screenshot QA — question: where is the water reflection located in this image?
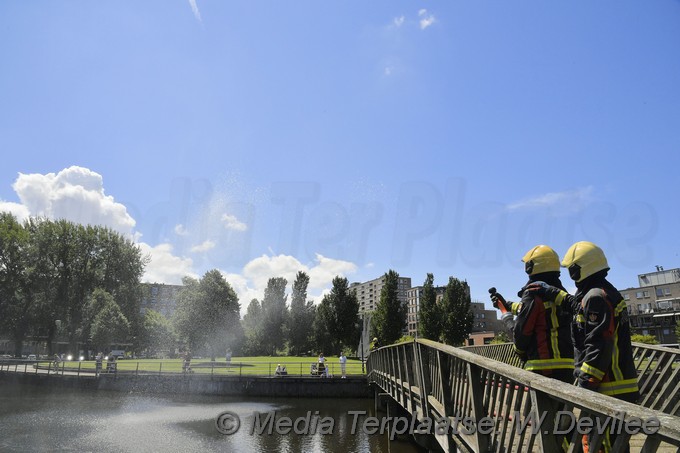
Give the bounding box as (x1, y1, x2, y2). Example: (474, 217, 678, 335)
(0, 386, 425, 452)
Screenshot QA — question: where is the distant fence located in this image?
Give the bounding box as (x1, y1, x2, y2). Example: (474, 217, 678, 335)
(0, 359, 365, 379)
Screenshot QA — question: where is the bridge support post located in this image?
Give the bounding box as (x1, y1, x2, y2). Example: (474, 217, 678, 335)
(467, 363, 490, 452)
(375, 391, 391, 414)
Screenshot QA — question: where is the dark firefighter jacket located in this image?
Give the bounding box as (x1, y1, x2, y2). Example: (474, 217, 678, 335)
(511, 283, 574, 376)
(571, 275, 639, 400)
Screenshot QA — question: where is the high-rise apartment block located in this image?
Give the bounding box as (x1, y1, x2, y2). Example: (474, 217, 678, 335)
(351, 275, 412, 315)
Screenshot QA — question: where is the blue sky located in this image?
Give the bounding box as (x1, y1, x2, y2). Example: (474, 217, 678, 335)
(1, 1, 679, 312)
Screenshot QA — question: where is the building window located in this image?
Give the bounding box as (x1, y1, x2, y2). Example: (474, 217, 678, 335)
(624, 294, 630, 300)
(664, 288, 672, 296)
(656, 288, 664, 297)
(643, 291, 650, 298)
(636, 291, 643, 299)
(658, 301, 671, 310)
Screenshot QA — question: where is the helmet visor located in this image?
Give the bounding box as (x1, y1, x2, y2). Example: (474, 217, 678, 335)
(568, 263, 581, 282)
(525, 260, 534, 275)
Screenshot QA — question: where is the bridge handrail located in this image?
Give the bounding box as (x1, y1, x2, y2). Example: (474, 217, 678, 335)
(461, 341, 680, 415)
(368, 339, 680, 452)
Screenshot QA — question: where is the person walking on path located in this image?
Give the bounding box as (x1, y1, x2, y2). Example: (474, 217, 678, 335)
(339, 353, 347, 378)
(318, 353, 327, 377)
(95, 352, 103, 375)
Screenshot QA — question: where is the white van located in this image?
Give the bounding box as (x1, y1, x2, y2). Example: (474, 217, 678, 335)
(109, 350, 126, 359)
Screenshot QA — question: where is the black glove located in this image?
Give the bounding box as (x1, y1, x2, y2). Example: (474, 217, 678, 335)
(488, 288, 511, 313)
(523, 281, 563, 301)
(577, 375, 600, 391)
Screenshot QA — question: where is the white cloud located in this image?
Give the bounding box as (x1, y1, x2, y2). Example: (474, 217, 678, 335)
(243, 254, 306, 290)
(190, 240, 216, 253)
(11, 166, 136, 235)
(174, 224, 189, 236)
(230, 253, 359, 313)
(393, 16, 405, 27)
(0, 201, 30, 222)
(1, 165, 361, 316)
(384, 67, 393, 76)
(221, 213, 247, 232)
(139, 242, 197, 284)
(506, 187, 594, 215)
(307, 254, 358, 291)
(418, 9, 436, 29)
(188, 0, 202, 22)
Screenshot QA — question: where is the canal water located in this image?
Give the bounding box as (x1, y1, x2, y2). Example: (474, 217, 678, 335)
(0, 385, 426, 452)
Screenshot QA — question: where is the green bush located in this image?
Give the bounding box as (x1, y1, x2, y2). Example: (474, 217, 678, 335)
(631, 334, 659, 345)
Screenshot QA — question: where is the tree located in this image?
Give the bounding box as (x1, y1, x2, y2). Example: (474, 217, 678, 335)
(371, 270, 406, 346)
(440, 277, 473, 346)
(172, 276, 202, 349)
(141, 309, 177, 357)
(418, 273, 441, 341)
(0, 213, 32, 357)
(315, 276, 361, 354)
(80, 289, 118, 355)
(261, 277, 288, 355)
(24, 218, 146, 354)
(173, 270, 241, 359)
(89, 293, 130, 354)
(242, 298, 266, 356)
(491, 330, 511, 344)
(288, 271, 316, 355)
(0, 215, 145, 356)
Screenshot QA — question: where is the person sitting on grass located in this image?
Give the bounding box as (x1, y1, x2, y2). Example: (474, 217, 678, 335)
(275, 364, 287, 376)
(106, 355, 117, 373)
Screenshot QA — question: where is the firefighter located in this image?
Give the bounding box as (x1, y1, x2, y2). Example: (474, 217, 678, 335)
(528, 241, 639, 453)
(490, 245, 574, 383)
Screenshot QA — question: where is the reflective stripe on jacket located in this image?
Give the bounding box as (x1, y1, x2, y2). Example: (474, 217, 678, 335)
(513, 288, 574, 375)
(573, 285, 639, 400)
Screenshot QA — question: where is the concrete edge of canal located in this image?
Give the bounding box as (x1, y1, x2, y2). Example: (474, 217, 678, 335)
(0, 371, 373, 399)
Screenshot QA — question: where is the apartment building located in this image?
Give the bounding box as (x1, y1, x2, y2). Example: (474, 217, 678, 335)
(405, 286, 499, 341)
(620, 268, 680, 344)
(139, 283, 183, 318)
(406, 285, 446, 337)
(351, 275, 412, 315)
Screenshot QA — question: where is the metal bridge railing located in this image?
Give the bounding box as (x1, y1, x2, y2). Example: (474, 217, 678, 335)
(368, 339, 680, 453)
(462, 342, 680, 416)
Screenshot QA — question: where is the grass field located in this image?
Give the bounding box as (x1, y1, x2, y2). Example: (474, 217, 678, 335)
(38, 355, 366, 377)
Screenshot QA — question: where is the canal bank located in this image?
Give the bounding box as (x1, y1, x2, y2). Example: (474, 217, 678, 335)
(0, 370, 372, 398)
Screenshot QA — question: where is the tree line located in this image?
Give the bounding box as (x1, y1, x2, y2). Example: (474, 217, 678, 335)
(1, 213, 475, 358)
(0, 213, 145, 357)
(370, 271, 474, 347)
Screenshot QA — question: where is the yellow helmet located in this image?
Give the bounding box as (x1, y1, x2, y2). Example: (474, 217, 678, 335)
(522, 245, 560, 275)
(561, 241, 609, 282)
